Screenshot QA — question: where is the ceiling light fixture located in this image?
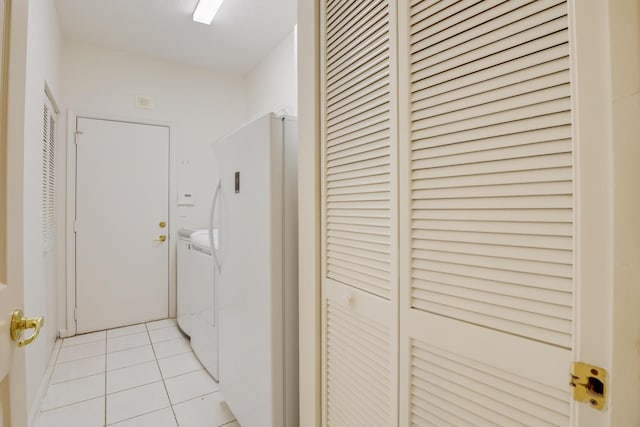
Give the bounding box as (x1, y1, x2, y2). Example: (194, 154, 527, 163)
(193, 0, 225, 25)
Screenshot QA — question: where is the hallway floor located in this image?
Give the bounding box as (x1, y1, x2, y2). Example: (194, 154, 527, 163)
(35, 319, 238, 427)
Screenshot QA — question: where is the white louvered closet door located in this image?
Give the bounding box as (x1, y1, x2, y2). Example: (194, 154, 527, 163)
(320, 0, 398, 425)
(399, 1, 574, 425)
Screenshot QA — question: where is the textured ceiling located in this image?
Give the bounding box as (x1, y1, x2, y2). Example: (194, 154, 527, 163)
(55, 0, 297, 74)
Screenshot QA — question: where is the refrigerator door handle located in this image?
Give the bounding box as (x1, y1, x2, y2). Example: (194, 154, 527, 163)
(209, 179, 222, 270)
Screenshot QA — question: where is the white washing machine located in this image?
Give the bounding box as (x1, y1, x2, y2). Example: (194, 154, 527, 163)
(176, 228, 219, 380)
(177, 228, 198, 336)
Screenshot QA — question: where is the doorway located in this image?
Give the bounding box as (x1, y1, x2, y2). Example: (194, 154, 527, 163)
(74, 117, 170, 333)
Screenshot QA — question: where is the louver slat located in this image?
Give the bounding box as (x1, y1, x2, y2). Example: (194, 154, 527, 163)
(409, 0, 574, 348)
(411, 0, 566, 58)
(326, 300, 391, 427)
(327, 0, 386, 60)
(410, 339, 570, 426)
(324, 0, 391, 299)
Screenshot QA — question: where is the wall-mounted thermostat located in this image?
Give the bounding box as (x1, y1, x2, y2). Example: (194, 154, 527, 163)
(178, 192, 195, 206)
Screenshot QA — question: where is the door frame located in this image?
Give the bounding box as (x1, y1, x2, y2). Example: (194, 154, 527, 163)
(64, 111, 173, 337)
(297, 1, 321, 426)
(569, 1, 615, 424)
(297, 0, 639, 425)
(0, 0, 11, 425)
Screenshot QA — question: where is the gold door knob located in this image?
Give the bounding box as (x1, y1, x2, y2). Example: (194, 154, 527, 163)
(10, 309, 44, 348)
(154, 235, 167, 243)
(159, 221, 167, 228)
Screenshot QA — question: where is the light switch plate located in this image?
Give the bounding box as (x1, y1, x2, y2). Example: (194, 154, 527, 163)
(135, 95, 154, 110)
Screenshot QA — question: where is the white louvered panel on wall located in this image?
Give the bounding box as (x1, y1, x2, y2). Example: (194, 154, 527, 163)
(42, 103, 50, 244)
(408, 0, 574, 348)
(47, 115, 56, 242)
(42, 102, 56, 250)
(409, 338, 570, 426)
(325, 297, 392, 426)
(42, 97, 57, 318)
(324, 0, 392, 299)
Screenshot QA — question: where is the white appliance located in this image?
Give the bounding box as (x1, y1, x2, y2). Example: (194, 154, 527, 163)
(176, 227, 219, 380)
(176, 228, 198, 336)
(210, 113, 298, 427)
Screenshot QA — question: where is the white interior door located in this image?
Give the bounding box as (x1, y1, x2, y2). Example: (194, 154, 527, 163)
(75, 117, 169, 333)
(0, 0, 17, 424)
(0, 0, 14, 389)
(0, 284, 16, 426)
(1, 1, 42, 424)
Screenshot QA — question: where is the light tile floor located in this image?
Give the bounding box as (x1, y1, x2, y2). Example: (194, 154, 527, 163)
(35, 318, 239, 427)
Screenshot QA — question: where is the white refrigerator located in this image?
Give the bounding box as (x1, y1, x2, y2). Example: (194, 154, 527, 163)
(210, 113, 298, 427)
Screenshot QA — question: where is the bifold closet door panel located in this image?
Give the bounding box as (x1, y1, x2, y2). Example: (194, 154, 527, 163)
(323, 0, 396, 300)
(405, 314, 571, 427)
(399, 0, 575, 425)
(320, 0, 399, 425)
(322, 281, 395, 426)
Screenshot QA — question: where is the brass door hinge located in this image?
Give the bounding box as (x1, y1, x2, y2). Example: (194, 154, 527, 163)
(570, 362, 607, 411)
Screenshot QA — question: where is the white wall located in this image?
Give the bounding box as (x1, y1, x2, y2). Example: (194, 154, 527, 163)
(61, 40, 247, 325)
(246, 29, 297, 120)
(18, 0, 63, 422)
(609, 0, 640, 423)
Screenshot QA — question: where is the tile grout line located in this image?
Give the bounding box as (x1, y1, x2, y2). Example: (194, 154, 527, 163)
(39, 342, 102, 418)
(40, 320, 186, 426)
(162, 366, 202, 381)
(39, 395, 105, 414)
(51, 346, 165, 386)
(105, 322, 180, 424)
(146, 322, 181, 427)
(60, 330, 181, 361)
(172, 390, 221, 407)
(54, 353, 104, 368)
(156, 348, 192, 360)
(61, 337, 105, 348)
(144, 320, 179, 332)
(107, 379, 165, 398)
(56, 354, 105, 365)
(53, 351, 202, 398)
(100, 380, 219, 424)
(104, 404, 173, 427)
(105, 392, 235, 427)
(57, 339, 106, 364)
(49, 371, 104, 387)
(104, 342, 151, 355)
(106, 358, 154, 374)
(145, 336, 185, 345)
(62, 320, 176, 349)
